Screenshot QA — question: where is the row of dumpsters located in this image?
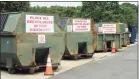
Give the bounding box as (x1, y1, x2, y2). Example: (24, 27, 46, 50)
(0, 12, 137, 74)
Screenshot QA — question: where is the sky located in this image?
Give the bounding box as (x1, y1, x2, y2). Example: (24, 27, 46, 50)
(30, 1, 138, 7)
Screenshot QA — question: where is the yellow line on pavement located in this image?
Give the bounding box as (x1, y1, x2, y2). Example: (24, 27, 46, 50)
(91, 59, 96, 62)
(74, 66, 80, 70)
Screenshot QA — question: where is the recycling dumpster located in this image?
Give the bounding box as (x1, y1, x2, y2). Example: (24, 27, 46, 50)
(0, 12, 65, 74)
(95, 22, 122, 52)
(119, 23, 130, 46)
(128, 25, 137, 43)
(60, 18, 97, 59)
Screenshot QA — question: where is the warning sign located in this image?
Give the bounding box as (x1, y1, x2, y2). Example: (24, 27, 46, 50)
(102, 24, 116, 34)
(67, 25, 73, 32)
(72, 19, 91, 32)
(26, 15, 54, 33)
(125, 28, 128, 32)
(98, 27, 103, 33)
(38, 34, 45, 43)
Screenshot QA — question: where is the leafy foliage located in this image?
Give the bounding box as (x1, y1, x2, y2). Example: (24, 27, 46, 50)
(29, 6, 80, 18)
(81, 1, 137, 26)
(0, 1, 137, 26)
(119, 3, 137, 25)
(0, 1, 30, 12)
(81, 1, 120, 23)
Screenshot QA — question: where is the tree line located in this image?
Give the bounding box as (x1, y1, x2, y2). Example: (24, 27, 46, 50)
(0, 1, 137, 26)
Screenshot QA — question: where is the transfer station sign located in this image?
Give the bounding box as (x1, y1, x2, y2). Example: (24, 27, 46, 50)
(26, 15, 54, 33)
(102, 24, 116, 34)
(72, 19, 91, 32)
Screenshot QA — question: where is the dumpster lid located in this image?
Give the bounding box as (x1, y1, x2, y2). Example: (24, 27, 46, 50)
(3, 13, 21, 32)
(0, 13, 9, 32)
(59, 17, 68, 30)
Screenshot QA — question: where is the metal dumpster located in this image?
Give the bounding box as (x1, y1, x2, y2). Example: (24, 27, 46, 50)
(119, 23, 130, 46)
(95, 22, 122, 52)
(60, 18, 97, 59)
(128, 25, 137, 43)
(0, 12, 65, 73)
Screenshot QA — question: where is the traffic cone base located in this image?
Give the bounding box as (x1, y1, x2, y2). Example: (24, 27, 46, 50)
(44, 66, 54, 75)
(44, 54, 54, 75)
(111, 41, 116, 53)
(111, 48, 116, 53)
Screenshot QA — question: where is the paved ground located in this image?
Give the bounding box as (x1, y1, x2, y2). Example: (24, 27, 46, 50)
(1, 43, 138, 79)
(49, 44, 138, 79)
(1, 52, 115, 79)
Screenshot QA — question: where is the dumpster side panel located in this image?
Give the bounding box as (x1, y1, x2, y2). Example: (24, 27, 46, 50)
(64, 18, 96, 57)
(95, 34, 104, 51)
(0, 35, 21, 68)
(126, 32, 130, 45)
(122, 33, 129, 46)
(95, 23, 123, 51)
(116, 23, 121, 33)
(105, 34, 114, 41)
(115, 34, 122, 49)
(17, 33, 65, 67)
(1, 12, 65, 71)
(119, 23, 130, 46)
(131, 26, 137, 43)
(66, 32, 94, 55)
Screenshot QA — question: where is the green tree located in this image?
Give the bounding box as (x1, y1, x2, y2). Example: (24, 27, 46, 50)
(29, 5, 79, 18)
(81, 1, 120, 23)
(74, 6, 82, 18)
(0, 1, 30, 12)
(29, 6, 49, 13)
(120, 3, 137, 12)
(119, 3, 137, 25)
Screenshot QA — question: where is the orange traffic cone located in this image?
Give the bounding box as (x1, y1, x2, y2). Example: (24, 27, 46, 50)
(44, 54, 54, 75)
(111, 41, 116, 53)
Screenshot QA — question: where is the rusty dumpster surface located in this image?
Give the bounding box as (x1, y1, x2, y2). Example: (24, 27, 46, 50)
(0, 12, 65, 73)
(119, 23, 130, 46)
(95, 22, 122, 52)
(60, 18, 97, 59)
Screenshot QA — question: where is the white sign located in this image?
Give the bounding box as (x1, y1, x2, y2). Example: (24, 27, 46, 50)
(102, 24, 116, 34)
(125, 28, 128, 32)
(38, 34, 46, 43)
(98, 27, 103, 33)
(26, 15, 54, 33)
(67, 25, 73, 32)
(72, 19, 91, 32)
(129, 33, 131, 37)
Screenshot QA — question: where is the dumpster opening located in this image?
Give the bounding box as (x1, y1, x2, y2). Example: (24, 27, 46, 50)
(35, 48, 49, 65)
(106, 41, 112, 51)
(78, 42, 87, 54)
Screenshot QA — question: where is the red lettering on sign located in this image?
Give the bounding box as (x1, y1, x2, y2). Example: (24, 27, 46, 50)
(40, 36, 44, 42)
(43, 17, 49, 20)
(34, 25, 38, 27)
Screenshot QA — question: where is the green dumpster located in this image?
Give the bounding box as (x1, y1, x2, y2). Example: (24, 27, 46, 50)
(95, 22, 122, 52)
(119, 23, 130, 46)
(60, 18, 97, 59)
(0, 12, 65, 73)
